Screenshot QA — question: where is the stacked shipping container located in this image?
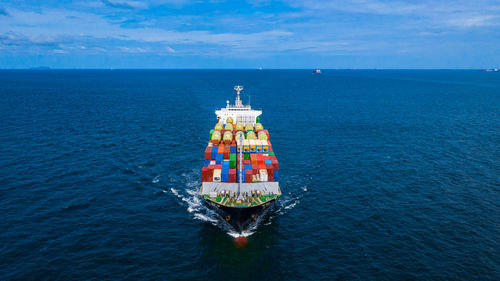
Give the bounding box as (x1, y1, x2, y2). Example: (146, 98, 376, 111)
(201, 123, 279, 183)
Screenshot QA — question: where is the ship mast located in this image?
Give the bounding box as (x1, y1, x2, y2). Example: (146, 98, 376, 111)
(234, 85, 243, 107)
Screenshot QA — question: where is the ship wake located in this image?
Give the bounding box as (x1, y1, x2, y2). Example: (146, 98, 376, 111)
(165, 171, 272, 237)
(165, 171, 308, 238)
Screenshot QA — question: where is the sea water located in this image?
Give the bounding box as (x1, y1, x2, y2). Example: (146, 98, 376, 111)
(0, 70, 499, 280)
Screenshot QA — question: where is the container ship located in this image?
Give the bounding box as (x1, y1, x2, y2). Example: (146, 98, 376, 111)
(199, 86, 281, 231)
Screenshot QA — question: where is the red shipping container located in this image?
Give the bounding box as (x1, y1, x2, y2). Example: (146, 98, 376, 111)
(267, 169, 274, 182)
(206, 167, 214, 182)
(252, 166, 258, 175)
(229, 169, 236, 183)
(201, 166, 208, 181)
(266, 166, 273, 175)
(271, 160, 279, 170)
(204, 149, 211, 160)
(243, 159, 251, 165)
(245, 169, 252, 183)
(259, 164, 266, 170)
(224, 147, 230, 159)
(217, 145, 224, 153)
(214, 164, 222, 169)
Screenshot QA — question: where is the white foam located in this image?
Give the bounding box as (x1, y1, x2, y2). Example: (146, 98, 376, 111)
(194, 213, 218, 223)
(285, 201, 298, 210)
(152, 175, 160, 184)
(166, 171, 284, 239)
(227, 230, 255, 238)
(170, 188, 180, 197)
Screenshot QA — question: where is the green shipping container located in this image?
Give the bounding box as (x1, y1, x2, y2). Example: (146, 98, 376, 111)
(209, 129, 215, 140)
(244, 153, 250, 160)
(268, 152, 275, 156)
(229, 153, 236, 168)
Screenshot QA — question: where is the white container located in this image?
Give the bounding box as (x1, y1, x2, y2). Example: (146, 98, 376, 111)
(213, 169, 221, 182)
(259, 169, 268, 182)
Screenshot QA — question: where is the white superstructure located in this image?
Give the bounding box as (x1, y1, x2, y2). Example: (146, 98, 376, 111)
(215, 86, 262, 125)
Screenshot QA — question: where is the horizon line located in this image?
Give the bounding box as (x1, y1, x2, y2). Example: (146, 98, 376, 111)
(0, 68, 495, 71)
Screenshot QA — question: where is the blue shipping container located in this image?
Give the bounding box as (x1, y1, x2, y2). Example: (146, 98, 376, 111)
(274, 170, 279, 181)
(244, 164, 252, 170)
(221, 171, 229, 182)
(264, 159, 272, 165)
(211, 146, 218, 160)
(230, 146, 236, 153)
(204, 160, 210, 166)
(216, 153, 223, 162)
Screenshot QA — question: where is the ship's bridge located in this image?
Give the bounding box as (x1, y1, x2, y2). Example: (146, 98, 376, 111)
(215, 86, 262, 125)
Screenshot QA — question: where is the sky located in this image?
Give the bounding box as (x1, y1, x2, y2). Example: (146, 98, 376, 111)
(0, 0, 499, 69)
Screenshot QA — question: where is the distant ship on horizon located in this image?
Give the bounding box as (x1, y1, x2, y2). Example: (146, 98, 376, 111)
(313, 69, 321, 74)
(480, 68, 498, 72)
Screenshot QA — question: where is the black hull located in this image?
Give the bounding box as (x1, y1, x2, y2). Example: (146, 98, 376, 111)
(204, 199, 276, 232)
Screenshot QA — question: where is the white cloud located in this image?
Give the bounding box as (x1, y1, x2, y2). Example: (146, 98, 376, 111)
(0, 6, 298, 56)
(447, 15, 497, 27)
(1, 0, 500, 61)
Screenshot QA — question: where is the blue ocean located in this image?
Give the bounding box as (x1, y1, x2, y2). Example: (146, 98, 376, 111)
(0, 69, 499, 280)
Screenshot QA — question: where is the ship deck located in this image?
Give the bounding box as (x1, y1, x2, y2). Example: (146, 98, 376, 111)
(200, 182, 281, 208)
(203, 194, 278, 208)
